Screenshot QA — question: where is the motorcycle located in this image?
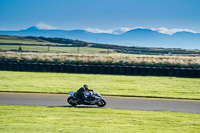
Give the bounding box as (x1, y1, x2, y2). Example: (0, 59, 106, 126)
(67, 90, 106, 107)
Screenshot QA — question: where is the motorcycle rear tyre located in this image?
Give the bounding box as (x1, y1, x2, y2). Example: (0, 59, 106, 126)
(67, 96, 77, 106)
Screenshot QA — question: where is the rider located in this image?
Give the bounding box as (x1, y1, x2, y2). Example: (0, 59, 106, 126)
(76, 85, 93, 103)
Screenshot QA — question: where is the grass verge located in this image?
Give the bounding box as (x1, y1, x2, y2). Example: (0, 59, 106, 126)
(0, 105, 200, 133)
(0, 71, 199, 99)
(0, 45, 113, 54)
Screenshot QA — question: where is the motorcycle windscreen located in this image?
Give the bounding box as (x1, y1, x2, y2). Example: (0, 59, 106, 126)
(69, 91, 75, 96)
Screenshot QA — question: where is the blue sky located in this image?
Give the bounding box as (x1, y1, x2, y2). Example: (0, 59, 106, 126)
(0, 0, 200, 34)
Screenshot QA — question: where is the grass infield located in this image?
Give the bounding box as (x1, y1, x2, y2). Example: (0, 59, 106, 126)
(0, 105, 200, 133)
(0, 71, 199, 99)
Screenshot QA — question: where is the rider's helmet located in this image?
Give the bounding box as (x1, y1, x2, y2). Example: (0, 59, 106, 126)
(83, 85, 88, 91)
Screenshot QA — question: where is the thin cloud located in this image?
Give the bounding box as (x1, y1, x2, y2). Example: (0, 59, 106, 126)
(113, 27, 144, 34)
(151, 27, 197, 35)
(35, 24, 198, 35)
(86, 27, 197, 35)
(36, 22, 55, 30)
(85, 28, 113, 34)
(85, 27, 145, 34)
(118, 27, 133, 32)
(113, 27, 133, 34)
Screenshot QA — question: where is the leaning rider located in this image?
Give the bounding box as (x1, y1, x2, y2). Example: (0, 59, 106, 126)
(76, 85, 92, 103)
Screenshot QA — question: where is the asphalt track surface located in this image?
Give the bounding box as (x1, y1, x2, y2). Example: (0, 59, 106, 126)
(0, 92, 200, 114)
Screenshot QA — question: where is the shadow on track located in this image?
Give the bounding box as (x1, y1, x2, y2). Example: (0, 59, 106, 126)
(49, 105, 100, 108)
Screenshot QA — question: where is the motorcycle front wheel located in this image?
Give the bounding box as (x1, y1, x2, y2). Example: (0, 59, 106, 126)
(67, 96, 77, 106)
(97, 99, 106, 107)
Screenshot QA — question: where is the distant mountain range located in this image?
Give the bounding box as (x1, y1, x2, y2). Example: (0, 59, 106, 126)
(0, 26, 200, 49)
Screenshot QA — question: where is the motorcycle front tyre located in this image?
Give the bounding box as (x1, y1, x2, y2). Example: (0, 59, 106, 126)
(97, 99, 106, 107)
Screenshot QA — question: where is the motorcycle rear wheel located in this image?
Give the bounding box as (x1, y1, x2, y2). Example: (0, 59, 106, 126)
(97, 99, 106, 107)
(67, 96, 77, 106)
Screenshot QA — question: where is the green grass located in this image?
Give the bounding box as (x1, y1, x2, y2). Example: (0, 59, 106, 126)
(0, 71, 199, 99)
(0, 45, 113, 54)
(0, 38, 58, 45)
(0, 105, 200, 133)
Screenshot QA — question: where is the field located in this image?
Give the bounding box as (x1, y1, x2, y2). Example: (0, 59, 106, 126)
(0, 45, 112, 54)
(0, 105, 200, 133)
(0, 71, 199, 99)
(1, 51, 200, 68)
(1, 35, 200, 68)
(0, 35, 62, 45)
(0, 39, 58, 45)
(1, 36, 200, 133)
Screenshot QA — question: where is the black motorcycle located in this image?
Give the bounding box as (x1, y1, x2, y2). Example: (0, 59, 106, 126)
(67, 90, 106, 107)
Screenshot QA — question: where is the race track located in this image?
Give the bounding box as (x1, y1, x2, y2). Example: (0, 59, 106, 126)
(0, 92, 200, 114)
